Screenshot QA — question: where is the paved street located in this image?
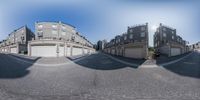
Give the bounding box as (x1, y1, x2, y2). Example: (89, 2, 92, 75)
(0, 52, 200, 100)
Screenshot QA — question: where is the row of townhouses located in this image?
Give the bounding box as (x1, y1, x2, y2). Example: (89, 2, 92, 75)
(154, 23, 189, 57)
(102, 23, 190, 59)
(0, 21, 95, 57)
(103, 23, 149, 59)
(0, 26, 35, 54)
(189, 42, 200, 51)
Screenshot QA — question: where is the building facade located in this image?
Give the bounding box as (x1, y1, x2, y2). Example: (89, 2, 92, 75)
(0, 26, 35, 54)
(154, 23, 188, 56)
(96, 40, 107, 51)
(103, 23, 148, 59)
(189, 42, 200, 51)
(28, 21, 95, 57)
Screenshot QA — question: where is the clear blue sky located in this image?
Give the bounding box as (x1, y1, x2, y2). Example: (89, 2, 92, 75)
(0, 0, 199, 46)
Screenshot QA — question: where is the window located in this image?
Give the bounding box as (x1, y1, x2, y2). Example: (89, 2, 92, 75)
(172, 35, 174, 40)
(124, 36, 127, 40)
(163, 27, 166, 31)
(62, 26, 66, 30)
(52, 24, 57, 29)
(52, 30, 57, 34)
(129, 34, 133, 39)
(38, 24, 43, 29)
(141, 32, 145, 37)
(129, 29, 133, 33)
(61, 32, 66, 36)
(163, 33, 166, 37)
(172, 31, 174, 34)
(141, 27, 145, 31)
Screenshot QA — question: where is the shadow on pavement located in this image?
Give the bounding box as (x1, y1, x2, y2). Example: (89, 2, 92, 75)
(156, 52, 191, 65)
(0, 53, 41, 79)
(73, 53, 141, 70)
(161, 52, 200, 79)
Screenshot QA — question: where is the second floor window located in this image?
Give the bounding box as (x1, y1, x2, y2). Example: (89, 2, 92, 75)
(61, 32, 66, 36)
(129, 29, 133, 33)
(163, 33, 166, 37)
(141, 32, 145, 37)
(38, 25, 43, 29)
(52, 25, 57, 30)
(129, 34, 133, 39)
(52, 30, 57, 35)
(172, 35, 174, 40)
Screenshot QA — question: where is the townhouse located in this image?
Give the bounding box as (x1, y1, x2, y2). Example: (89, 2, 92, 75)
(154, 23, 188, 57)
(28, 21, 95, 57)
(189, 42, 200, 51)
(104, 23, 148, 59)
(0, 26, 35, 54)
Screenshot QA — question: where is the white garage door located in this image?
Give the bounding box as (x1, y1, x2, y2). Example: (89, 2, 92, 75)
(171, 48, 181, 56)
(59, 46, 64, 57)
(72, 47, 82, 56)
(124, 48, 143, 58)
(83, 48, 88, 54)
(66, 47, 71, 56)
(5, 48, 7, 52)
(31, 45, 57, 57)
(10, 47, 17, 53)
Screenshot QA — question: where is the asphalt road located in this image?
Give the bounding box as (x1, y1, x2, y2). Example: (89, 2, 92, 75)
(0, 52, 199, 100)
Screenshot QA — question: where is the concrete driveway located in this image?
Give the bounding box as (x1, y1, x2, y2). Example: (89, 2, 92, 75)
(0, 52, 199, 100)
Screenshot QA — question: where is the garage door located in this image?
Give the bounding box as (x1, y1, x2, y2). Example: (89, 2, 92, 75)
(72, 47, 83, 56)
(66, 46, 71, 56)
(171, 48, 181, 56)
(10, 47, 17, 53)
(59, 46, 64, 57)
(31, 45, 57, 57)
(4, 48, 7, 52)
(83, 48, 88, 54)
(124, 48, 143, 58)
(111, 49, 115, 55)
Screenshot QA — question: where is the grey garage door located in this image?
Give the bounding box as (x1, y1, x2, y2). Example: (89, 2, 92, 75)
(31, 45, 57, 57)
(10, 47, 17, 53)
(171, 48, 181, 56)
(124, 48, 143, 59)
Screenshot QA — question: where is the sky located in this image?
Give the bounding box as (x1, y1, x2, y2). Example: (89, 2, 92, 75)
(0, 0, 200, 46)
